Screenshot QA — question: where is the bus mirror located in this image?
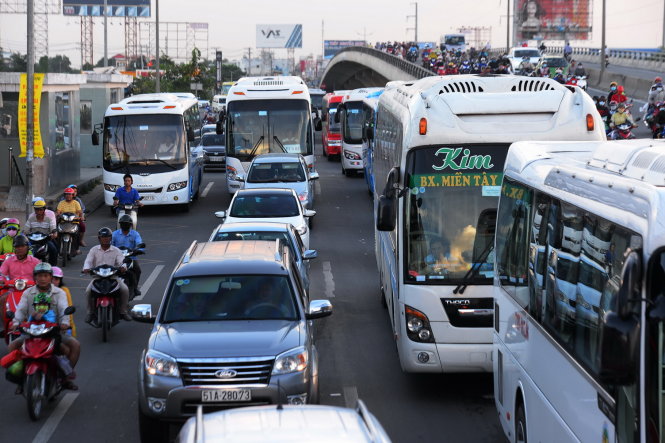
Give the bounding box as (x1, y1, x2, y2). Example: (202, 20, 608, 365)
(314, 117, 322, 132)
(334, 110, 341, 124)
(91, 131, 99, 146)
(598, 312, 638, 385)
(649, 295, 665, 322)
(376, 195, 396, 231)
(366, 126, 374, 141)
(187, 127, 196, 142)
(216, 120, 223, 135)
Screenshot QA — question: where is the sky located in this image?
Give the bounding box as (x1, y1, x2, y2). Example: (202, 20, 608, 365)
(0, 0, 661, 68)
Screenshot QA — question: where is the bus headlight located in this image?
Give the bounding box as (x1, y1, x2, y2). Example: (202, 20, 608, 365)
(343, 150, 361, 160)
(227, 165, 239, 181)
(167, 181, 187, 191)
(405, 305, 435, 343)
(104, 184, 120, 192)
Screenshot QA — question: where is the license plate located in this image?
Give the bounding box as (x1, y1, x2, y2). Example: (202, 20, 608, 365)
(201, 389, 251, 402)
(209, 157, 224, 162)
(142, 195, 155, 201)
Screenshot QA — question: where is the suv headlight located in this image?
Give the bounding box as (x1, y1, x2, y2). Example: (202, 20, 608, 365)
(272, 347, 308, 375)
(227, 165, 239, 181)
(145, 350, 180, 377)
(298, 192, 309, 203)
(167, 181, 187, 192)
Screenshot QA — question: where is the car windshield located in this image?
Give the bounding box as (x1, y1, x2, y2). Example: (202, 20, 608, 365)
(162, 275, 297, 322)
(230, 194, 300, 218)
(212, 230, 296, 256)
(247, 161, 306, 183)
(515, 49, 540, 58)
(201, 134, 225, 146)
(545, 58, 568, 67)
(405, 145, 508, 283)
(445, 36, 465, 45)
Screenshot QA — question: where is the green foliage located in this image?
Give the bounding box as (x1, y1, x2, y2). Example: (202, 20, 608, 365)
(36, 55, 74, 73)
(9, 53, 27, 72)
(82, 62, 94, 71)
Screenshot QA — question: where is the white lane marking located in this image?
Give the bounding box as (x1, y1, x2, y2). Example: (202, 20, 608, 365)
(32, 392, 79, 443)
(323, 261, 335, 298)
(201, 181, 215, 198)
(329, 393, 342, 397)
(134, 265, 165, 301)
(343, 386, 358, 409)
(315, 181, 321, 196)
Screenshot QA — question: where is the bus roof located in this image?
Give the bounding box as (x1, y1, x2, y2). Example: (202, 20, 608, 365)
(227, 76, 310, 101)
(505, 139, 665, 254)
(378, 74, 604, 146)
(106, 93, 198, 116)
(323, 92, 344, 105)
(342, 87, 384, 104)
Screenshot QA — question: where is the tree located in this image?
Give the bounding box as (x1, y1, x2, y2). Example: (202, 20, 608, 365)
(95, 56, 117, 68)
(82, 62, 94, 71)
(9, 53, 27, 72)
(36, 55, 74, 73)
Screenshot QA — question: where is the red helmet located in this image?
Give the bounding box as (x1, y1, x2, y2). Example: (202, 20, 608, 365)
(64, 187, 75, 194)
(656, 76, 662, 83)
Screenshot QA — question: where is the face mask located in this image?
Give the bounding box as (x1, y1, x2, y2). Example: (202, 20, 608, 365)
(599, 101, 605, 105)
(611, 86, 617, 91)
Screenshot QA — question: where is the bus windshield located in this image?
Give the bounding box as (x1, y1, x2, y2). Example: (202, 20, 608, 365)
(311, 94, 324, 109)
(445, 35, 465, 46)
(342, 101, 364, 144)
(327, 108, 340, 132)
(103, 114, 187, 172)
(221, 83, 233, 95)
(227, 99, 312, 161)
(405, 145, 507, 283)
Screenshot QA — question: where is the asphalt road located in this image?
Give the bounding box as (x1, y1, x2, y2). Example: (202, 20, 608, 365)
(0, 138, 503, 442)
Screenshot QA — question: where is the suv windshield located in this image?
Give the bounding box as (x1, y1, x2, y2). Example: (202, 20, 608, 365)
(515, 49, 540, 58)
(162, 275, 297, 322)
(201, 134, 225, 146)
(230, 194, 300, 218)
(248, 161, 306, 183)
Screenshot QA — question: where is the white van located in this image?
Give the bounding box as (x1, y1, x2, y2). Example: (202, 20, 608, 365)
(211, 94, 226, 113)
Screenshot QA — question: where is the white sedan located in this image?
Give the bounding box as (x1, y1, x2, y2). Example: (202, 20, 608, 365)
(215, 188, 315, 249)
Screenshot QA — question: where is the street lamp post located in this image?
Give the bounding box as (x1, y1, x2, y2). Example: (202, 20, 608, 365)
(26, 0, 35, 218)
(155, 0, 160, 92)
(103, 0, 108, 67)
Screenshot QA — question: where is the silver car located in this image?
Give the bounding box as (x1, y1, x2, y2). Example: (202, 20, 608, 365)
(241, 153, 319, 209)
(134, 240, 332, 442)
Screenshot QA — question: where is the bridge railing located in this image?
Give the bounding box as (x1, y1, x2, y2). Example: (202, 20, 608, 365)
(336, 46, 434, 79)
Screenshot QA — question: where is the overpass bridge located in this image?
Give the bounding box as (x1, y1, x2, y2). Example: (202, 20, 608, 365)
(320, 46, 663, 100)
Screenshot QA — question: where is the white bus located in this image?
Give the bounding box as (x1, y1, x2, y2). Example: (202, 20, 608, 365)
(336, 88, 384, 177)
(224, 76, 320, 195)
(441, 33, 466, 52)
(494, 139, 665, 443)
(95, 93, 204, 211)
(372, 75, 604, 373)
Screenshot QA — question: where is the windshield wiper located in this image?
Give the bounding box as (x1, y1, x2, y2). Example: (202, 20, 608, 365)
(272, 136, 288, 154)
(453, 241, 494, 295)
(248, 135, 265, 157)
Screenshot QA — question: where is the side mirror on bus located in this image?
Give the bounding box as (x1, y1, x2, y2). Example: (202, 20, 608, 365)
(187, 127, 196, 142)
(91, 131, 99, 146)
(216, 120, 223, 135)
(366, 126, 374, 141)
(334, 110, 341, 124)
(314, 117, 322, 132)
(376, 195, 396, 231)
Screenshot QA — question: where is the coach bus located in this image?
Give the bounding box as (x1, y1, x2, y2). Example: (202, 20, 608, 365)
(223, 76, 320, 194)
(321, 91, 345, 159)
(94, 93, 204, 211)
(494, 139, 665, 443)
(372, 75, 604, 373)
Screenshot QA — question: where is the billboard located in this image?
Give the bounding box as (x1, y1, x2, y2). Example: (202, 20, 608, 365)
(256, 24, 303, 49)
(514, 0, 591, 42)
(63, 0, 150, 17)
(324, 40, 365, 59)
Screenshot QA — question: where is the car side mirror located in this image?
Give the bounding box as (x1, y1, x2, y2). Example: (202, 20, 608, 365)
(303, 249, 318, 260)
(366, 126, 374, 141)
(309, 172, 320, 181)
(236, 174, 245, 183)
(131, 304, 156, 323)
(334, 111, 341, 124)
(214, 211, 226, 219)
(306, 299, 332, 320)
(304, 209, 316, 218)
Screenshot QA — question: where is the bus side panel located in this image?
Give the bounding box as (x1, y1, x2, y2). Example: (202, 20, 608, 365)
(495, 288, 616, 443)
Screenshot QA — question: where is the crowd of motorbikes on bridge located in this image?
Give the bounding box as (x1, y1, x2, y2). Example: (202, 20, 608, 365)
(373, 40, 665, 141)
(0, 176, 146, 420)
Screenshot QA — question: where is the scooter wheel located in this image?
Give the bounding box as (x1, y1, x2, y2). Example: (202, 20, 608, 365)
(26, 371, 45, 421)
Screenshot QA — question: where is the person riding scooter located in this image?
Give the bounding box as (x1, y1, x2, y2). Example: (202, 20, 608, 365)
(82, 227, 131, 324)
(25, 199, 59, 266)
(113, 174, 143, 214)
(0, 218, 21, 254)
(112, 215, 144, 298)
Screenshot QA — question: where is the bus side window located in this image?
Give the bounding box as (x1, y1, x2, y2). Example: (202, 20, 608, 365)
(496, 178, 532, 308)
(528, 194, 550, 321)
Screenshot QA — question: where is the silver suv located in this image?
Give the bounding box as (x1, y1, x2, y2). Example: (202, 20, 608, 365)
(133, 240, 332, 442)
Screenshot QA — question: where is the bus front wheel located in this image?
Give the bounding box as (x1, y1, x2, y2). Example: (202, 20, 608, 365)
(515, 402, 527, 443)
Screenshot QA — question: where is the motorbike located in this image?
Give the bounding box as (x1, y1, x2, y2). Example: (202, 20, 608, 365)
(4, 307, 75, 421)
(116, 197, 143, 231)
(2, 277, 36, 344)
(608, 122, 636, 140)
(575, 76, 588, 91)
(57, 213, 80, 267)
(89, 264, 125, 342)
(118, 243, 146, 300)
(27, 232, 52, 264)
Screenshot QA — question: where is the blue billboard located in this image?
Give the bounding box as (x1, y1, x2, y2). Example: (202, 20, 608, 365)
(63, 0, 150, 17)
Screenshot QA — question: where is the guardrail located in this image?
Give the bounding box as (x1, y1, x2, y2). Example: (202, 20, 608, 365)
(335, 46, 435, 80)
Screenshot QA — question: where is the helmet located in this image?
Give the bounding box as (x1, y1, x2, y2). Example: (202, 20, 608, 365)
(617, 85, 624, 93)
(33, 292, 52, 314)
(98, 227, 113, 238)
(64, 187, 75, 195)
(655, 76, 662, 84)
(609, 100, 618, 110)
(119, 214, 133, 229)
(12, 234, 29, 248)
(617, 102, 626, 110)
(67, 184, 77, 189)
(33, 262, 53, 276)
(31, 197, 44, 204)
(6, 218, 19, 225)
(52, 266, 64, 278)
(33, 200, 46, 209)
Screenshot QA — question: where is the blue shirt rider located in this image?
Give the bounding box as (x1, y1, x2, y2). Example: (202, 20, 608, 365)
(113, 174, 143, 213)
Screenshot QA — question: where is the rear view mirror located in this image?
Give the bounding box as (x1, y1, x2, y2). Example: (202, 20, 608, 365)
(64, 306, 76, 315)
(376, 195, 396, 232)
(314, 117, 322, 132)
(306, 300, 333, 319)
(216, 120, 224, 135)
(214, 211, 226, 219)
(303, 249, 318, 260)
(91, 132, 99, 146)
(309, 172, 320, 181)
(304, 209, 316, 218)
(131, 304, 156, 324)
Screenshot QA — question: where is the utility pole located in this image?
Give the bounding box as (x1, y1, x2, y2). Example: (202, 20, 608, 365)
(407, 3, 418, 43)
(103, 0, 108, 67)
(26, 0, 35, 218)
(321, 20, 324, 58)
(155, 0, 160, 92)
(506, 0, 510, 50)
(600, 0, 606, 83)
(246, 48, 252, 76)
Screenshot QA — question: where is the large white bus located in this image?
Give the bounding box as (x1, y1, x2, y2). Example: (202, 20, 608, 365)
(336, 87, 384, 177)
(223, 76, 320, 194)
(95, 93, 204, 211)
(494, 139, 665, 443)
(372, 75, 604, 373)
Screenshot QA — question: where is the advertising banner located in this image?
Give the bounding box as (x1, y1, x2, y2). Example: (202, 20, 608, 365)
(18, 73, 44, 158)
(256, 24, 303, 48)
(323, 40, 365, 59)
(63, 0, 150, 17)
(514, 0, 592, 41)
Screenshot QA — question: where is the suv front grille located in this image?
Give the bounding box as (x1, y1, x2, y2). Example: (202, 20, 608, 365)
(178, 357, 274, 386)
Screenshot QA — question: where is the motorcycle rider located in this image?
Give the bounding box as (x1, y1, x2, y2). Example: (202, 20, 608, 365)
(24, 199, 59, 266)
(8, 262, 80, 391)
(113, 173, 143, 214)
(609, 85, 629, 104)
(538, 62, 549, 77)
(518, 56, 534, 75)
(56, 187, 85, 248)
(0, 218, 21, 254)
(111, 215, 144, 297)
(573, 62, 586, 77)
(648, 101, 665, 138)
(0, 235, 41, 333)
(610, 102, 636, 135)
(607, 81, 619, 102)
(596, 96, 610, 132)
(82, 227, 132, 324)
(643, 77, 665, 120)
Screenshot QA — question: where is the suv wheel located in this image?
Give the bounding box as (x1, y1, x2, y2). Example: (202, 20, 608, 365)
(138, 407, 168, 443)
